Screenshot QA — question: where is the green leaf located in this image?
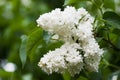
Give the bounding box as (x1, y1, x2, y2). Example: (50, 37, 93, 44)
(26, 28, 43, 63)
(108, 32, 120, 49)
(93, 0, 103, 8)
(62, 71, 71, 80)
(27, 28, 43, 55)
(26, 27, 63, 64)
(103, 0, 115, 10)
(77, 76, 88, 80)
(103, 11, 120, 30)
(46, 41, 63, 51)
(29, 39, 44, 63)
(20, 35, 28, 68)
(64, 0, 79, 6)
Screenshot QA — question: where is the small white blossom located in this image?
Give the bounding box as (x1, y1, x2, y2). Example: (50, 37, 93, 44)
(37, 6, 104, 76)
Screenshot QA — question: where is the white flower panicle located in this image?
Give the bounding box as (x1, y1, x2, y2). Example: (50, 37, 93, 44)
(37, 6, 94, 42)
(38, 43, 83, 76)
(37, 6, 104, 76)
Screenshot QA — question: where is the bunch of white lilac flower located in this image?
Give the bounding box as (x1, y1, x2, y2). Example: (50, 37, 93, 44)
(37, 6, 104, 76)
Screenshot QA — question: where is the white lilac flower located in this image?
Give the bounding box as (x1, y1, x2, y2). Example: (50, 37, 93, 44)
(36, 6, 94, 42)
(38, 43, 83, 76)
(37, 6, 104, 76)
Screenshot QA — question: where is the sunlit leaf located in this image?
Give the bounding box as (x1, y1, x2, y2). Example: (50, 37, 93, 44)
(62, 71, 71, 80)
(64, 0, 79, 6)
(19, 35, 28, 68)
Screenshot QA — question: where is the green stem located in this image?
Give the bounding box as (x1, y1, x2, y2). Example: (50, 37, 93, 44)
(99, 7, 103, 16)
(109, 64, 120, 70)
(103, 59, 120, 70)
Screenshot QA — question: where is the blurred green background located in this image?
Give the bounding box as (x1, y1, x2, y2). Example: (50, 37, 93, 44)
(0, 0, 64, 80)
(0, 0, 120, 80)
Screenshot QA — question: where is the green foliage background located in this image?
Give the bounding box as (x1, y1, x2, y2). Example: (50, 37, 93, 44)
(0, 0, 120, 80)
